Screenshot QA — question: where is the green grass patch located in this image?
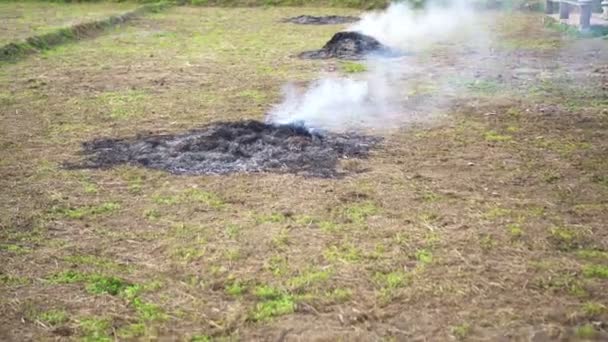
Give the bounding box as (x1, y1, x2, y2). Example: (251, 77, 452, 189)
(484, 130, 512, 142)
(451, 323, 471, 340)
(251, 285, 295, 321)
(507, 223, 523, 239)
(37, 309, 69, 326)
(79, 317, 112, 342)
(343, 201, 379, 224)
(415, 249, 433, 264)
(576, 249, 608, 261)
(582, 264, 608, 279)
(341, 61, 367, 73)
(288, 268, 331, 291)
(582, 302, 606, 317)
(575, 323, 597, 339)
(153, 188, 224, 208)
(0, 274, 30, 286)
(51, 202, 120, 219)
(225, 281, 247, 296)
(548, 226, 588, 251)
(323, 243, 362, 263)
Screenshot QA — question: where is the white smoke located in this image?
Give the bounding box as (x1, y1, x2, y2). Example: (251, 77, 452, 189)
(266, 1, 483, 132)
(350, 1, 477, 52)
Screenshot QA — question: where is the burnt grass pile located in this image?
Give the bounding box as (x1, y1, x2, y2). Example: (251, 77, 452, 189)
(70, 120, 381, 178)
(282, 15, 359, 25)
(299, 31, 390, 60)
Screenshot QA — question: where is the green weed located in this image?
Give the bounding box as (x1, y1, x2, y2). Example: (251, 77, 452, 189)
(549, 226, 587, 251)
(575, 323, 597, 339)
(576, 249, 608, 260)
(117, 323, 146, 339)
(484, 130, 512, 142)
(323, 244, 362, 263)
(582, 302, 606, 317)
(341, 61, 367, 73)
(582, 264, 608, 279)
(265, 255, 289, 276)
(288, 268, 331, 291)
(507, 223, 523, 239)
(415, 249, 433, 264)
(250, 285, 295, 321)
(225, 224, 241, 239)
(225, 281, 247, 296)
(51, 202, 120, 219)
(0, 274, 29, 285)
(86, 276, 130, 295)
(451, 323, 471, 340)
(343, 201, 379, 224)
(79, 317, 112, 342)
(37, 309, 68, 326)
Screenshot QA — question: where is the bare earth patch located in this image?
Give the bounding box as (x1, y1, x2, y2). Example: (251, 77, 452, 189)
(0, 5, 607, 342)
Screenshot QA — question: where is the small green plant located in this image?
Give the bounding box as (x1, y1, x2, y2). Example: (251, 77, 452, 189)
(343, 201, 379, 224)
(323, 244, 362, 263)
(319, 220, 341, 233)
(86, 276, 130, 295)
(582, 264, 608, 279)
(251, 285, 295, 321)
(451, 323, 471, 340)
(507, 223, 523, 239)
(184, 188, 225, 208)
(479, 234, 497, 251)
(271, 228, 290, 249)
(327, 288, 352, 303)
(225, 224, 241, 239)
(225, 281, 246, 296)
(576, 249, 608, 260)
(341, 61, 367, 73)
(288, 269, 331, 291)
(375, 271, 410, 289)
(37, 309, 69, 326)
(48, 270, 88, 284)
(79, 317, 112, 342)
(575, 323, 597, 339)
(52, 202, 120, 219)
(484, 130, 512, 142)
(190, 335, 212, 342)
(484, 207, 511, 219)
(265, 255, 289, 276)
(549, 226, 585, 251)
(582, 302, 606, 316)
(131, 297, 166, 322)
(415, 249, 433, 264)
(117, 323, 146, 339)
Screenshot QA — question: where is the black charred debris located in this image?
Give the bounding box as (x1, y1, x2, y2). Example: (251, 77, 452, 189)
(299, 31, 391, 60)
(282, 15, 359, 25)
(67, 120, 381, 178)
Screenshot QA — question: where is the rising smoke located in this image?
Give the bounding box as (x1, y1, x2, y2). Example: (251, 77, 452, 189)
(266, 1, 484, 132)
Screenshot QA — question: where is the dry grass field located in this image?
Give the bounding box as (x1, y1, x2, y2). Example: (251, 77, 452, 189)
(1, 2, 607, 341)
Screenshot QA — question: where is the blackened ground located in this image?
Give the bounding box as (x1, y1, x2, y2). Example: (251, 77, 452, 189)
(282, 15, 359, 25)
(299, 31, 391, 60)
(69, 120, 381, 178)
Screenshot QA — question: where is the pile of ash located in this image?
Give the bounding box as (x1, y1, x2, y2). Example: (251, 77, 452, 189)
(69, 120, 380, 178)
(299, 31, 391, 60)
(282, 15, 359, 25)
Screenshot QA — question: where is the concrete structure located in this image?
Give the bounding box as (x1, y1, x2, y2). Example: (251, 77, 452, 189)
(546, 0, 608, 29)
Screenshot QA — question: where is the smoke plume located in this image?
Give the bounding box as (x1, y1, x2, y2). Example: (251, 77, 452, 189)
(266, 1, 484, 133)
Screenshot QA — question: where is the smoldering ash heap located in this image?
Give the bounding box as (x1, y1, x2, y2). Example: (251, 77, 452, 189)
(299, 31, 392, 60)
(69, 121, 380, 178)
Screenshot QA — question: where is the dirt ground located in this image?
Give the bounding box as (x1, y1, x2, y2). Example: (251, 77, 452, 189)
(1, 5, 607, 341)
